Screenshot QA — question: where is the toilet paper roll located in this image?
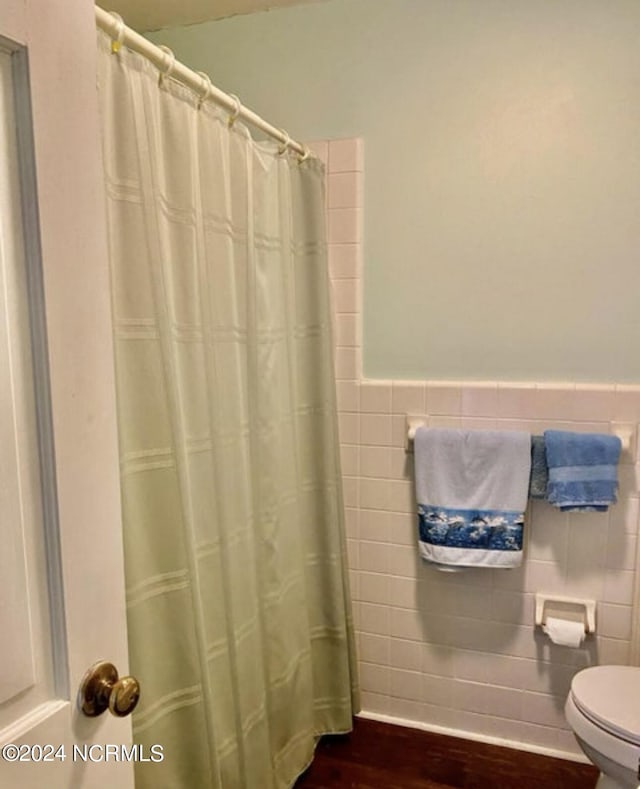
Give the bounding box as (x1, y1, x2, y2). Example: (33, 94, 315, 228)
(543, 617, 586, 647)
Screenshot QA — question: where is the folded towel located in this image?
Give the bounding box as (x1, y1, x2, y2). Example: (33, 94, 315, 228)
(529, 435, 548, 499)
(415, 428, 531, 569)
(544, 430, 621, 512)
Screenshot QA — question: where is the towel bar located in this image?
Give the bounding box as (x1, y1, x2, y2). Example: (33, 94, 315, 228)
(405, 416, 427, 452)
(406, 415, 635, 458)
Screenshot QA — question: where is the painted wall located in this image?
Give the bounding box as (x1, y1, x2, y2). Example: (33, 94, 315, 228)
(316, 136, 640, 760)
(149, 0, 640, 383)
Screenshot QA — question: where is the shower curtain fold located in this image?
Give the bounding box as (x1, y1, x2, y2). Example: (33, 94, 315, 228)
(97, 32, 358, 789)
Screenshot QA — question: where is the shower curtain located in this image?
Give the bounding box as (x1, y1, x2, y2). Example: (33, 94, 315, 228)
(97, 33, 358, 789)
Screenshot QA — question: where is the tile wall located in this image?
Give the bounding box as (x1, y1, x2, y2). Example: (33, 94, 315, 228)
(309, 137, 640, 760)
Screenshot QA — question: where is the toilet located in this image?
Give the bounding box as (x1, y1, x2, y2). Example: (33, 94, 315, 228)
(565, 665, 640, 789)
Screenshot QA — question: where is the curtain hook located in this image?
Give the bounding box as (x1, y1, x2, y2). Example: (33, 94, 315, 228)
(196, 71, 213, 109)
(157, 45, 176, 87)
(108, 11, 126, 54)
(297, 145, 311, 164)
(277, 129, 291, 156)
(227, 94, 242, 127)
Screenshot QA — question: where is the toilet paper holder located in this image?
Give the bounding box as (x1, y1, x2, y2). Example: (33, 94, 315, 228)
(534, 594, 596, 635)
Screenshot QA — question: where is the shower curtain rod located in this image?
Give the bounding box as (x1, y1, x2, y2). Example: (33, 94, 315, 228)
(95, 6, 309, 159)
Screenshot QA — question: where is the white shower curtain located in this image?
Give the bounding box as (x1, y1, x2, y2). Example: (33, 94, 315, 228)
(97, 32, 358, 789)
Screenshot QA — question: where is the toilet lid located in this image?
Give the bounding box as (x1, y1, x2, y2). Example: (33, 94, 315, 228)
(571, 666, 640, 745)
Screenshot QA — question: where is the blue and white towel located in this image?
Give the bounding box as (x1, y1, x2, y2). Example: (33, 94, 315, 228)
(415, 428, 531, 569)
(544, 430, 621, 512)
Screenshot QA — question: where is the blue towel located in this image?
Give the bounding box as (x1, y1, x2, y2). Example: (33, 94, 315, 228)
(544, 430, 621, 512)
(529, 435, 548, 499)
(415, 428, 531, 569)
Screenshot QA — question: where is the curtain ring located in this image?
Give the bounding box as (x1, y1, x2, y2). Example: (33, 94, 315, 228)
(227, 94, 242, 127)
(297, 145, 311, 164)
(196, 71, 213, 109)
(157, 45, 176, 87)
(277, 129, 291, 156)
(109, 11, 126, 54)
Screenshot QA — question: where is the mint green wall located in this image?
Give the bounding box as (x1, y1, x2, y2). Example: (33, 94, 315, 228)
(151, 0, 640, 382)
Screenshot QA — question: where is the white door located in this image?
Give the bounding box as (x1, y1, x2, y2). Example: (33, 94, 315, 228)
(0, 2, 135, 787)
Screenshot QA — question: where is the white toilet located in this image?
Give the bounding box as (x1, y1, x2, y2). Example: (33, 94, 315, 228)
(565, 665, 640, 789)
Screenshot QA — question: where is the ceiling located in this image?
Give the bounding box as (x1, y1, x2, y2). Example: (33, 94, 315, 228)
(104, 0, 324, 32)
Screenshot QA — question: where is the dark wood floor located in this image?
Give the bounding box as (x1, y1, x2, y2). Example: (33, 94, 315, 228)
(295, 717, 599, 789)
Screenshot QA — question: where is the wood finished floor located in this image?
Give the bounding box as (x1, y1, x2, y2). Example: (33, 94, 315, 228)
(295, 718, 599, 789)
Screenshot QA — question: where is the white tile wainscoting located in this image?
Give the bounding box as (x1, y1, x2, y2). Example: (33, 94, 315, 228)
(309, 136, 640, 761)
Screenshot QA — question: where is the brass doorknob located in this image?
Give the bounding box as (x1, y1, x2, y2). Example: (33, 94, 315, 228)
(79, 660, 140, 718)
